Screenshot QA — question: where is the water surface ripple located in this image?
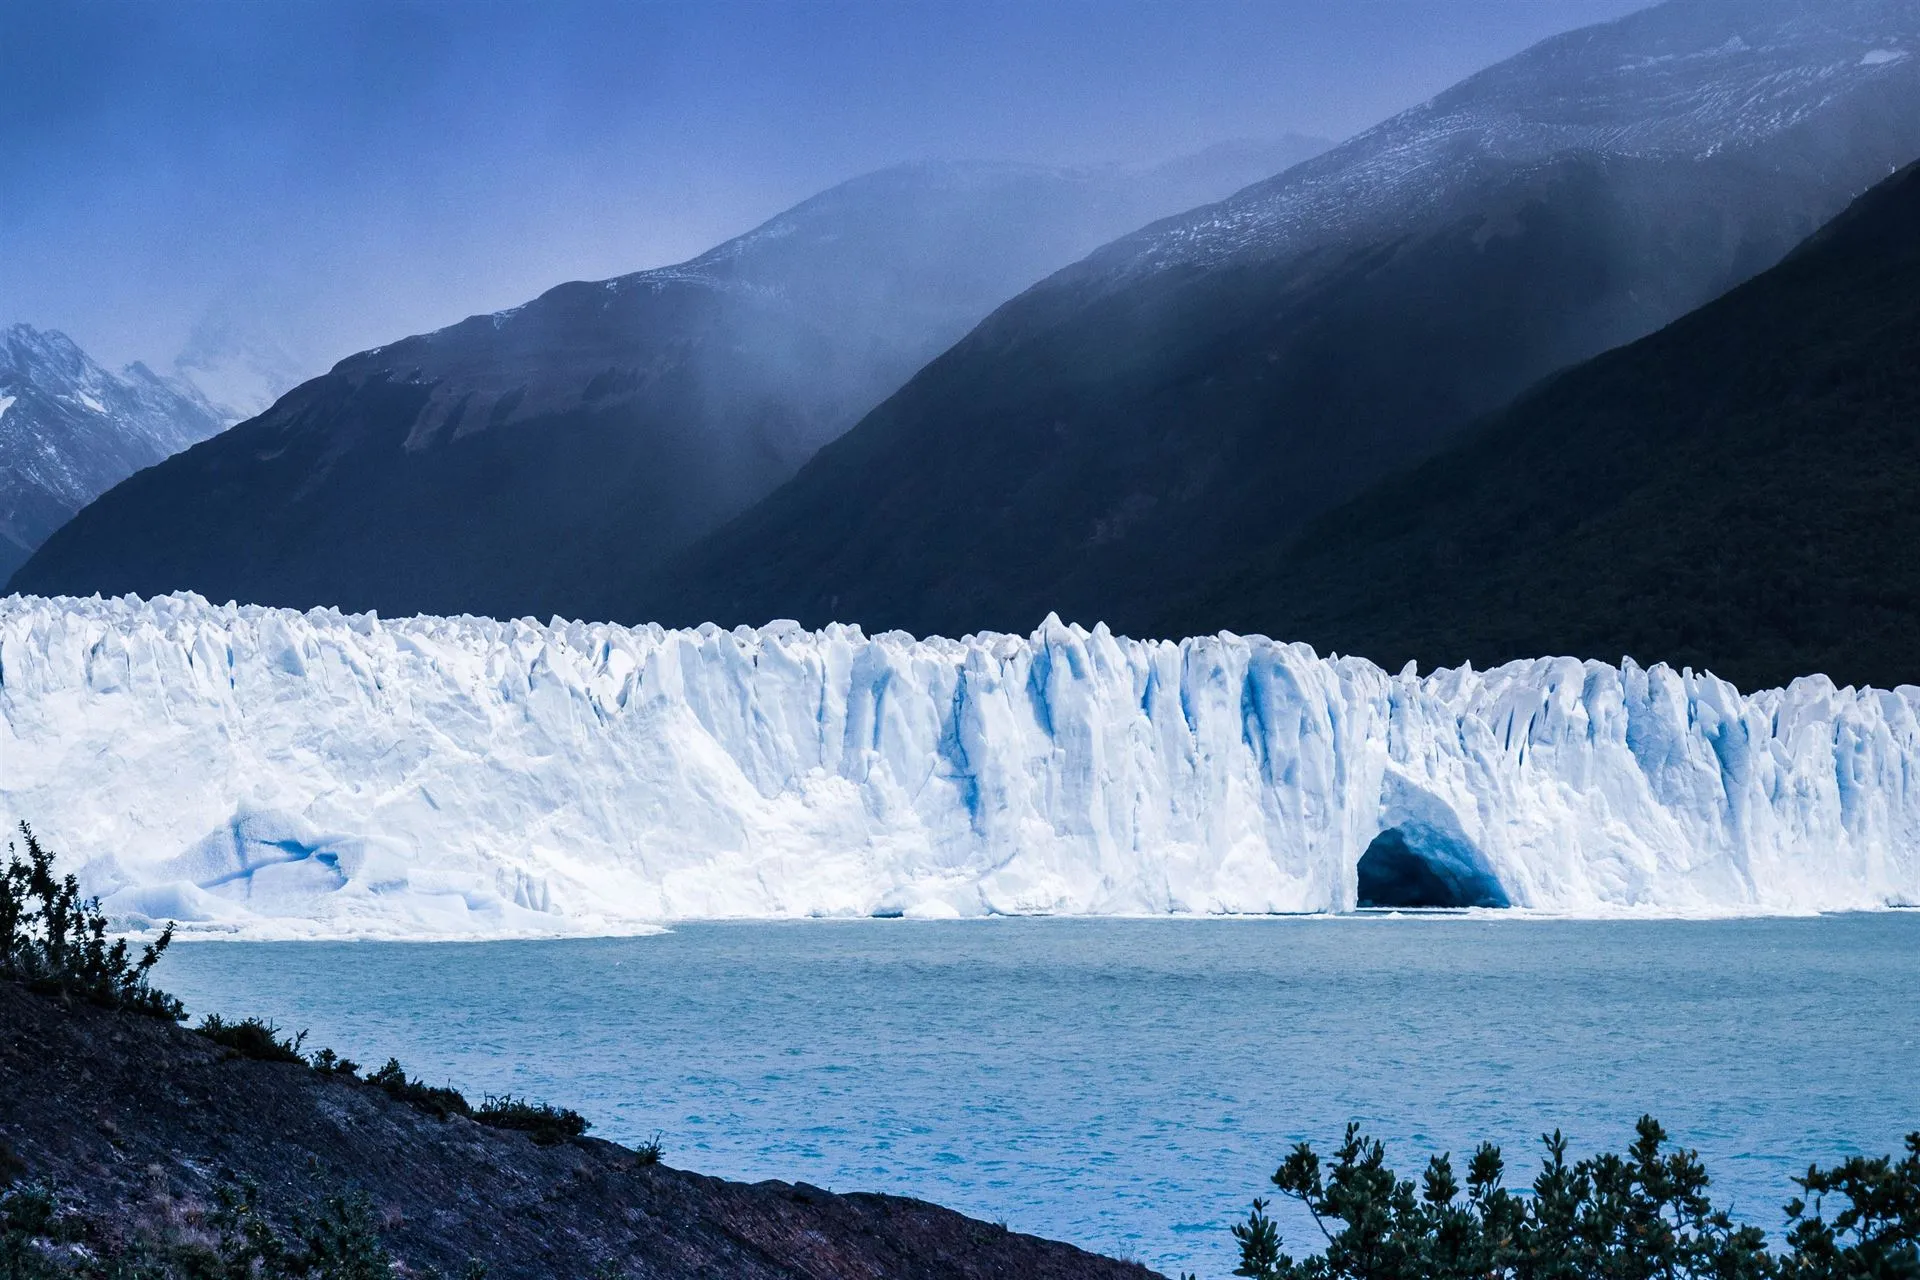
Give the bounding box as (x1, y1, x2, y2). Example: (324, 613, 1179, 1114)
(156, 916, 1920, 1277)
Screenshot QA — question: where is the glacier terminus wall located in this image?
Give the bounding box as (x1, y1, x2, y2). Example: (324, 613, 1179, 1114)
(0, 594, 1915, 938)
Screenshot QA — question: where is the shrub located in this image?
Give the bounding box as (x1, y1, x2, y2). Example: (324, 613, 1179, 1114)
(280, 1185, 394, 1280)
(368, 1058, 472, 1120)
(194, 1016, 363, 1079)
(196, 1014, 308, 1064)
(1229, 1117, 1920, 1280)
(0, 823, 182, 1021)
(3, 1173, 497, 1279)
(472, 1095, 590, 1146)
(1782, 1131, 1920, 1280)
(0, 1182, 68, 1279)
(180, 1173, 396, 1280)
(308, 1047, 361, 1079)
(633, 1132, 664, 1168)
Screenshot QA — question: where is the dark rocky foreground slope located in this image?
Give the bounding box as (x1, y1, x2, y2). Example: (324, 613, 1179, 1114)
(0, 982, 1155, 1279)
(1161, 156, 1920, 693)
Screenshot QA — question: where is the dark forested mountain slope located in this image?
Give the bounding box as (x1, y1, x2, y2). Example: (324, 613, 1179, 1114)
(0, 325, 222, 584)
(650, 0, 1920, 638)
(1162, 158, 1920, 693)
(9, 143, 1324, 618)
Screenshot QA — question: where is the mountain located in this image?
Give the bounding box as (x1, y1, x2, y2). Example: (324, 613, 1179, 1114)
(649, 0, 1920, 638)
(7, 141, 1327, 618)
(0, 324, 224, 584)
(1, 594, 1912, 939)
(1160, 158, 1920, 693)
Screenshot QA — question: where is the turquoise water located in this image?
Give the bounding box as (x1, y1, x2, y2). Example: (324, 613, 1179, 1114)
(155, 916, 1920, 1277)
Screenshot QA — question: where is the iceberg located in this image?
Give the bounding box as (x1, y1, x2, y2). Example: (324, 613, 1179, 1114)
(0, 593, 1914, 938)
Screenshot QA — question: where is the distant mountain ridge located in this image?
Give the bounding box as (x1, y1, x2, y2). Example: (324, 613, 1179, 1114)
(0, 324, 223, 583)
(9, 141, 1327, 617)
(647, 0, 1920, 639)
(1162, 157, 1920, 692)
(1091, 0, 1920, 278)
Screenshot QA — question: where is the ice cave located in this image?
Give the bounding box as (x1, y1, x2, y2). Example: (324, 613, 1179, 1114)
(1355, 825, 1510, 910)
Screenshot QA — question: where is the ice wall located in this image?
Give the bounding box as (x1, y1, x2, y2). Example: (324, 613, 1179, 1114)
(0, 593, 1915, 937)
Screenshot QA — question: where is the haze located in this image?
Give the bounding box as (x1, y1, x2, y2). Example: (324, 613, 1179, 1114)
(1, 0, 1646, 385)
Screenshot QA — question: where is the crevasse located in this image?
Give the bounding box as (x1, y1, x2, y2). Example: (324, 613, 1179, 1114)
(0, 593, 1914, 938)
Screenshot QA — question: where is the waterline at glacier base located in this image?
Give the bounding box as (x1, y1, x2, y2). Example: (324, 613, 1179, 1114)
(1, 592, 1915, 939)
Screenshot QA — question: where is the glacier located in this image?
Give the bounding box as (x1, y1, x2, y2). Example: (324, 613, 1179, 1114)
(0, 592, 1915, 939)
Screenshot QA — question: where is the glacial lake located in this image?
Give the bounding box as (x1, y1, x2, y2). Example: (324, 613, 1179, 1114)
(155, 915, 1920, 1278)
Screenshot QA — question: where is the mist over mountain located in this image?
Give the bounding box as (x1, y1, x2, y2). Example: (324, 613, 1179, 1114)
(8, 140, 1326, 617)
(172, 310, 312, 423)
(0, 325, 223, 584)
(649, 0, 1920, 638)
(1161, 158, 1920, 693)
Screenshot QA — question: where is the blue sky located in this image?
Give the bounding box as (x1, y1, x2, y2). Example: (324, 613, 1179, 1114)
(0, 0, 1648, 377)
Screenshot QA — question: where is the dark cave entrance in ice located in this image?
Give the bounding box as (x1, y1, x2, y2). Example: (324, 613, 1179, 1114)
(1356, 825, 1510, 909)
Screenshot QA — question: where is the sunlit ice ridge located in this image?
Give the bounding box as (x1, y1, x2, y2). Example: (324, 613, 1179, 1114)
(1, 592, 1915, 940)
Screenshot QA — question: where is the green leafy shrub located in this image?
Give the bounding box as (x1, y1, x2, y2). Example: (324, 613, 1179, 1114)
(3, 1173, 503, 1278)
(633, 1132, 664, 1168)
(308, 1047, 361, 1079)
(209, 1176, 394, 1280)
(1782, 1131, 1920, 1280)
(368, 1058, 472, 1120)
(472, 1094, 590, 1145)
(196, 1014, 308, 1064)
(1230, 1117, 1920, 1280)
(360, 1062, 590, 1152)
(0, 823, 181, 1021)
(1, 1182, 69, 1279)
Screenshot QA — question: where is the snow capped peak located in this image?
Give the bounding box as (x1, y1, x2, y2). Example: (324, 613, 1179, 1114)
(2, 323, 93, 381)
(3, 321, 72, 350)
(0, 323, 226, 581)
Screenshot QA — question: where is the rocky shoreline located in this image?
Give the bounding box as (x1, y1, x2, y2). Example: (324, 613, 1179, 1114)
(0, 981, 1156, 1279)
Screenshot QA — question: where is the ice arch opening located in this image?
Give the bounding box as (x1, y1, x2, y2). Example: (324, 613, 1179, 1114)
(1356, 824, 1510, 909)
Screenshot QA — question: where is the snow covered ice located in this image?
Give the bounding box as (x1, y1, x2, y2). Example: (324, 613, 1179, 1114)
(0, 593, 1915, 939)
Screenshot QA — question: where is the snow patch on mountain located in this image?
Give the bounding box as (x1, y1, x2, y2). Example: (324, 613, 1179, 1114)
(1080, 0, 1920, 280)
(0, 327, 227, 581)
(1, 594, 1913, 940)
